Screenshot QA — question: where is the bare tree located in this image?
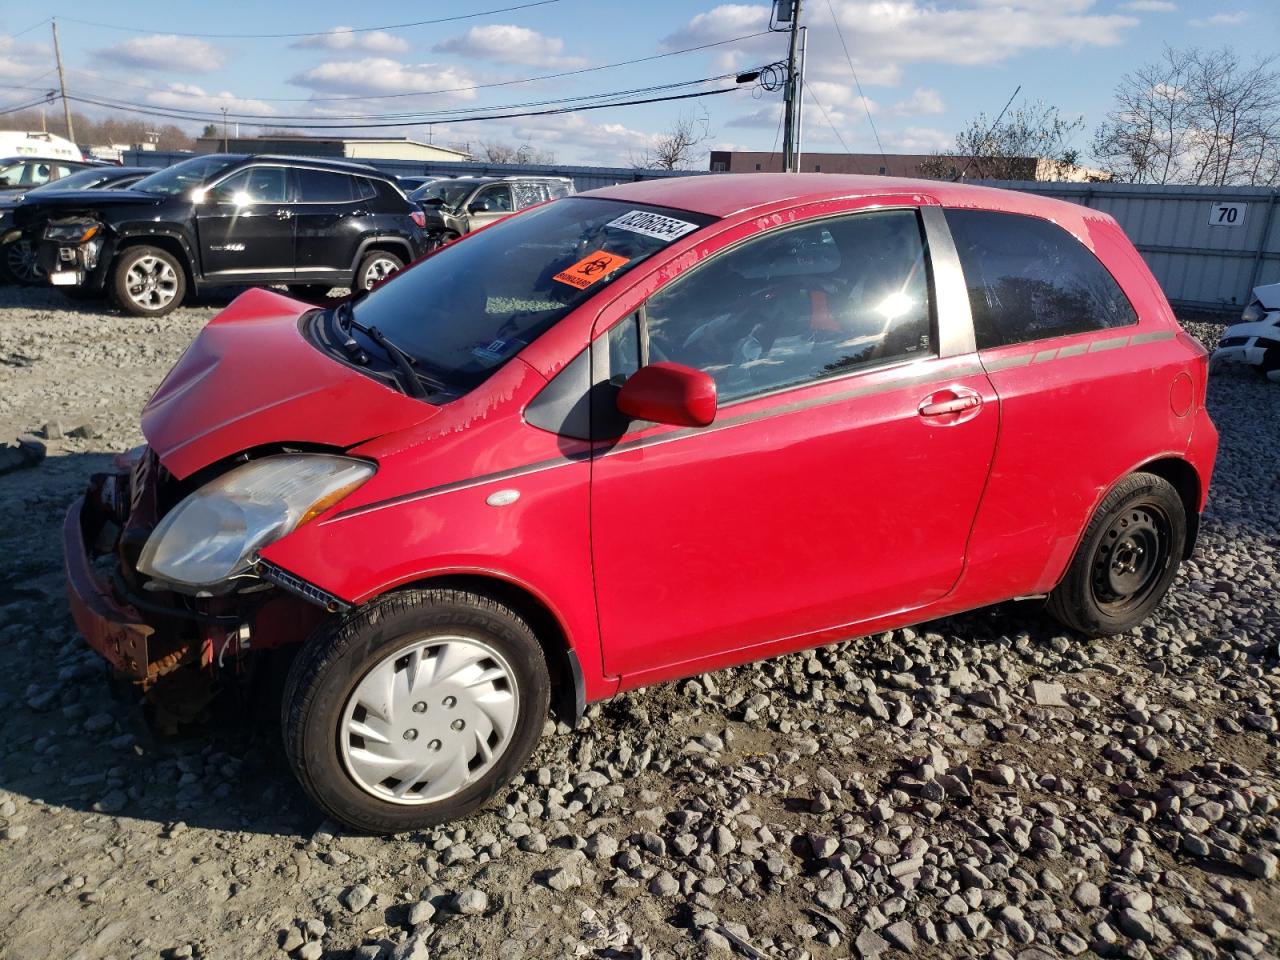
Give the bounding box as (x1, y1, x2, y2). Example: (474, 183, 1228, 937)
(478, 141, 556, 165)
(944, 100, 1085, 180)
(1094, 46, 1280, 185)
(5, 108, 194, 150)
(637, 110, 713, 171)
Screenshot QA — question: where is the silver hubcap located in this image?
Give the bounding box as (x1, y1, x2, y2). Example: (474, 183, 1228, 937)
(5, 240, 41, 282)
(339, 635, 518, 805)
(363, 257, 399, 289)
(124, 255, 179, 310)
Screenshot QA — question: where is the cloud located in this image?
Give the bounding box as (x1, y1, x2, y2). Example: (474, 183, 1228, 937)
(669, 1, 1137, 92)
(290, 58, 480, 102)
(727, 102, 784, 129)
(889, 87, 945, 116)
(1120, 1, 1175, 11)
(1189, 11, 1247, 27)
(146, 83, 274, 117)
(432, 25, 586, 69)
(887, 126, 955, 152)
(0, 34, 49, 82)
(96, 35, 226, 73)
(293, 27, 409, 54)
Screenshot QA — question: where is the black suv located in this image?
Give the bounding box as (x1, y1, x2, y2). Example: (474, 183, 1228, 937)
(28, 154, 426, 317)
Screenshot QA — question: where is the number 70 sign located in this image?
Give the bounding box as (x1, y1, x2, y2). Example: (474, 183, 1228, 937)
(1208, 202, 1247, 227)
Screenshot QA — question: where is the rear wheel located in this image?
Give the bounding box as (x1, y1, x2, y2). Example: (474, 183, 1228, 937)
(355, 251, 404, 291)
(1047, 473, 1186, 637)
(282, 589, 549, 834)
(112, 245, 186, 317)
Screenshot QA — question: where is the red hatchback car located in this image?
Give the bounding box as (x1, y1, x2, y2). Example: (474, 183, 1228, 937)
(65, 174, 1217, 833)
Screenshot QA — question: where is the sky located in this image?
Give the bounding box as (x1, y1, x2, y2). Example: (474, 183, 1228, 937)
(0, 0, 1276, 168)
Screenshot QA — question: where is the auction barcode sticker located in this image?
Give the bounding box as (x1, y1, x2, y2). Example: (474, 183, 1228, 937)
(607, 210, 700, 242)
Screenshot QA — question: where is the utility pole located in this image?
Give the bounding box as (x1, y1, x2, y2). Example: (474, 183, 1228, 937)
(51, 20, 74, 143)
(221, 108, 229, 152)
(794, 26, 808, 172)
(779, 0, 803, 173)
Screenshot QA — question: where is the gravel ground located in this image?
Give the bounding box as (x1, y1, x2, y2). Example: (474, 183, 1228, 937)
(0, 286, 1278, 960)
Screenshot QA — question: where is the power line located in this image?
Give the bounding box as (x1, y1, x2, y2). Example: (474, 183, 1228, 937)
(64, 70, 747, 125)
(68, 86, 745, 130)
(58, 0, 564, 39)
(59, 31, 775, 105)
(0, 94, 56, 117)
(5, 17, 52, 39)
(824, 0, 886, 166)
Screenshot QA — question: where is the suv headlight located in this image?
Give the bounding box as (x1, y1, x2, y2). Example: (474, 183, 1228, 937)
(44, 218, 100, 243)
(137, 454, 374, 592)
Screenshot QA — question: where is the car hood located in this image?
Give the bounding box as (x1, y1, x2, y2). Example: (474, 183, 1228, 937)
(1254, 282, 1280, 311)
(142, 288, 439, 480)
(20, 188, 164, 211)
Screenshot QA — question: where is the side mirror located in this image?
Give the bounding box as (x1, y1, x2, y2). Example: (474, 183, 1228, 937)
(467, 201, 490, 214)
(616, 362, 717, 428)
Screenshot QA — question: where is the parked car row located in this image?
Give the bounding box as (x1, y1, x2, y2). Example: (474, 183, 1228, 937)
(2, 153, 431, 316)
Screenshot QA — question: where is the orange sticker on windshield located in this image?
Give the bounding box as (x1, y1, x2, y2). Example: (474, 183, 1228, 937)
(553, 250, 630, 290)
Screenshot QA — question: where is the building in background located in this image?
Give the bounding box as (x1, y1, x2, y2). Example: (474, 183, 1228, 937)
(194, 135, 471, 163)
(708, 151, 1110, 182)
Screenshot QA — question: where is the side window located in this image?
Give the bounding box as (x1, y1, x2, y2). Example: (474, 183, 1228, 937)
(642, 210, 934, 404)
(545, 181, 572, 200)
(25, 162, 52, 186)
(607, 314, 642, 385)
(296, 169, 357, 203)
(511, 181, 545, 209)
(474, 184, 513, 212)
(945, 209, 1138, 350)
(356, 178, 379, 201)
(212, 167, 289, 204)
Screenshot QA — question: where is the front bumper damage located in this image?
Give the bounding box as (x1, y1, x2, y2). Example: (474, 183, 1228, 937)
(63, 449, 327, 709)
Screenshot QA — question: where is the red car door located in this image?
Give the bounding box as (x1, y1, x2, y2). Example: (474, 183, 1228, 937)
(590, 202, 998, 686)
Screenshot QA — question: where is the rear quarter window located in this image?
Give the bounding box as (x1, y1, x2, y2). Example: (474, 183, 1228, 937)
(945, 209, 1137, 350)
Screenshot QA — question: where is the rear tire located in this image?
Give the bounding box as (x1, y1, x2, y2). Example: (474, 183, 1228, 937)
(281, 588, 549, 834)
(0, 238, 43, 285)
(354, 250, 404, 292)
(112, 245, 186, 317)
(1047, 473, 1186, 637)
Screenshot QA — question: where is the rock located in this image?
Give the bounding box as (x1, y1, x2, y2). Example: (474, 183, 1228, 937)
(1027, 681, 1068, 707)
(2, 825, 28, 841)
(454, 889, 487, 915)
(884, 920, 916, 951)
(1073, 880, 1101, 909)
(94, 790, 126, 814)
(854, 927, 891, 959)
(390, 934, 431, 960)
(279, 927, 304, 952)
(648, 871, 679, 897)
(341, 884, 374, 913)
(407, 900, 436, 926)
(543, 868, 580, 892)
(1243, 852, 1277, 880)
(1116, 907, 1154, 943)
(296, 943, 322, 960)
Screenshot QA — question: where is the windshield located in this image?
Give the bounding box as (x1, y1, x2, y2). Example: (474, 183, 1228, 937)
(347, 196, 715, 395)
(132, 155, 242, 197)
(412, 180, 476, 208)
(28, 168, 108, 193)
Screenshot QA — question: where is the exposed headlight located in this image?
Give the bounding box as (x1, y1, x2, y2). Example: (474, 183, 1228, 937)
(44, 218, 100, 243)
(1241, 301, 1264, 323)
(137, 454, 374, 593)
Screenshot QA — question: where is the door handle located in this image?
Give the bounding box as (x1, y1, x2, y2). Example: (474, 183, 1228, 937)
(275, 209, 293, 220)
(918, 387, 983, 422)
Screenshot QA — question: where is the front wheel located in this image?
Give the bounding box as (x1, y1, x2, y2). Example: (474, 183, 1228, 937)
(112, 245, 186, 317)
(281, 589, 550, 834)
(1047, 473, 1186, 637)
(355, 250, 404, 291)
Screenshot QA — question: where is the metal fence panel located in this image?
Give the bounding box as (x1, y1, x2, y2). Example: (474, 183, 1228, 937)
(123, 150, 1276, 311)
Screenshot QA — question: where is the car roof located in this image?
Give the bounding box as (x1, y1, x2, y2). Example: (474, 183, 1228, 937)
(583, 173, 1093, 222)
(240, 154, 391, 180)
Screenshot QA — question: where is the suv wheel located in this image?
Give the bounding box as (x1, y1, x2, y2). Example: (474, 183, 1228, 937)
(356, 251, 404, 291)
(113, 245, 186, 317)
(282, 588, 550, 834)
(1046, 473, 1186, 637)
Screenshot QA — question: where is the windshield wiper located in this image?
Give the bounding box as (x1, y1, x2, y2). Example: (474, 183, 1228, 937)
(334, 301, 438, 399)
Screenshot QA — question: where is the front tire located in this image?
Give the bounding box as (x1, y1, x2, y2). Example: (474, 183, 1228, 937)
(1047, 473, 1186, 637)
(282, 589, 549, 834)
(355, 250, 404, 291)
(112, 245, 186, 317)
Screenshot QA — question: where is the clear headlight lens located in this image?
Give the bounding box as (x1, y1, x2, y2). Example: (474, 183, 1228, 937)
(1241, 301, 1263, 323)
(137, 454, 373, 592)
(44, 218, 100, 243)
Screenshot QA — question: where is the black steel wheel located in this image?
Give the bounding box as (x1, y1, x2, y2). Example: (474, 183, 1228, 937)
(1047, 473, 1187, 637)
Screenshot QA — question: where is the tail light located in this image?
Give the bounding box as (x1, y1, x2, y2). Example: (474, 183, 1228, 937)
(410, 211, 426, 229)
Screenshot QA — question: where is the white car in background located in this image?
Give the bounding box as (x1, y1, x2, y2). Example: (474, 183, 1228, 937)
(1213, 283, 1280, 382)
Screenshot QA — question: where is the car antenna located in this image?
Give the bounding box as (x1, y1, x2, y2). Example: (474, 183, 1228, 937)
(953, 84, 1021, 182)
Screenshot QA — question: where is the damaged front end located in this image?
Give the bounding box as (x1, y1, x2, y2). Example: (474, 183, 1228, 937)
(41, 216, 107, 289)
(63, 446, 345, 724)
